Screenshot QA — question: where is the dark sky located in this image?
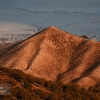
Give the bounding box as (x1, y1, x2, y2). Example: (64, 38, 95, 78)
(0, 0, 100, 12)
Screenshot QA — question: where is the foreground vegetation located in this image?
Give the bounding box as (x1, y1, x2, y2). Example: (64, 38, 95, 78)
(0, 67, 100, 100)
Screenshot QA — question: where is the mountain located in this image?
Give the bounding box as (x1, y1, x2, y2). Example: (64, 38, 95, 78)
(0, 26, 100, 88)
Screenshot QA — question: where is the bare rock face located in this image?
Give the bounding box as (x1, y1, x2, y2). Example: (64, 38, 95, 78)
(0, 26, 100, 88)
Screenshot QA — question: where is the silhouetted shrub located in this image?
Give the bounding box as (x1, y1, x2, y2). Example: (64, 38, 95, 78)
(50, 83, 63, 93)
(72, 92, 82, 99)
(63, 84, 81, 93)
(26, 74, 46, 86)
(88, 86, 95, 92)
(13, 69, 26, 82)
(0, 67, 15, 74)
(64, 93, 74, 100)
(70, 84, 81, 93)
(63, 84, 72, 93)
(34, 89, 49, 99)
(36, 78, 46, 86)
(12, 86, 37, 100)
(82, 95, 90, 100)
(23, 81, 32, 89)
(44, 81, 52, 89)
(0, 67, 26, 82)
(26, 74, 36, 83)
(48, 93, 59, 100)
(88, 86, 100, 93)
(80, 35, 89, 39)
(8, 78, 17, 87)
(0, 95, 15, 100)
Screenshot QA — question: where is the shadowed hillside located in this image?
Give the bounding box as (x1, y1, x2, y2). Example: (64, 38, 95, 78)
(0, 67, 100, 100)
(0, 26, 100, 88)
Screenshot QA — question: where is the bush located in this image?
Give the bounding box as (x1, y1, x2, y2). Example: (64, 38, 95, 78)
(34, 89, 49, 99)
(48, 93, 59, 100)
(8, 78, 17, 87)
(64, 93, 74, 100)
(0, 67, 26, 82)
(0, 95, 15, 100)
(12, 69, 26, 82)
(0, 67, 15, 74)
(80, 35, 89, 39)
(36, 78, 46, 86)
(23, 81, 32, 89)
(26, 74, 46, 86)
(63, 84, 81, 93)
(26, 74, 36, 83)
(50, 83, 62, 93)
(88, 86, 100, 93)
(44, 81, 52, 89)
(12, 86, 36, 100)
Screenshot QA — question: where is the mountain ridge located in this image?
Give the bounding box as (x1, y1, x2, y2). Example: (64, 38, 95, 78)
(0, 26, 100, 88)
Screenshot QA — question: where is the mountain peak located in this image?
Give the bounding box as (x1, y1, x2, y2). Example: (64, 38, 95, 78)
(46, 26, 67, 34)
(47, 26, 56, 29)
(47, 26, 64, 31)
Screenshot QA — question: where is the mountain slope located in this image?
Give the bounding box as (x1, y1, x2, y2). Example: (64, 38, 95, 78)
(0, 26, 100, 88)
(1, 67, 100, 100)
